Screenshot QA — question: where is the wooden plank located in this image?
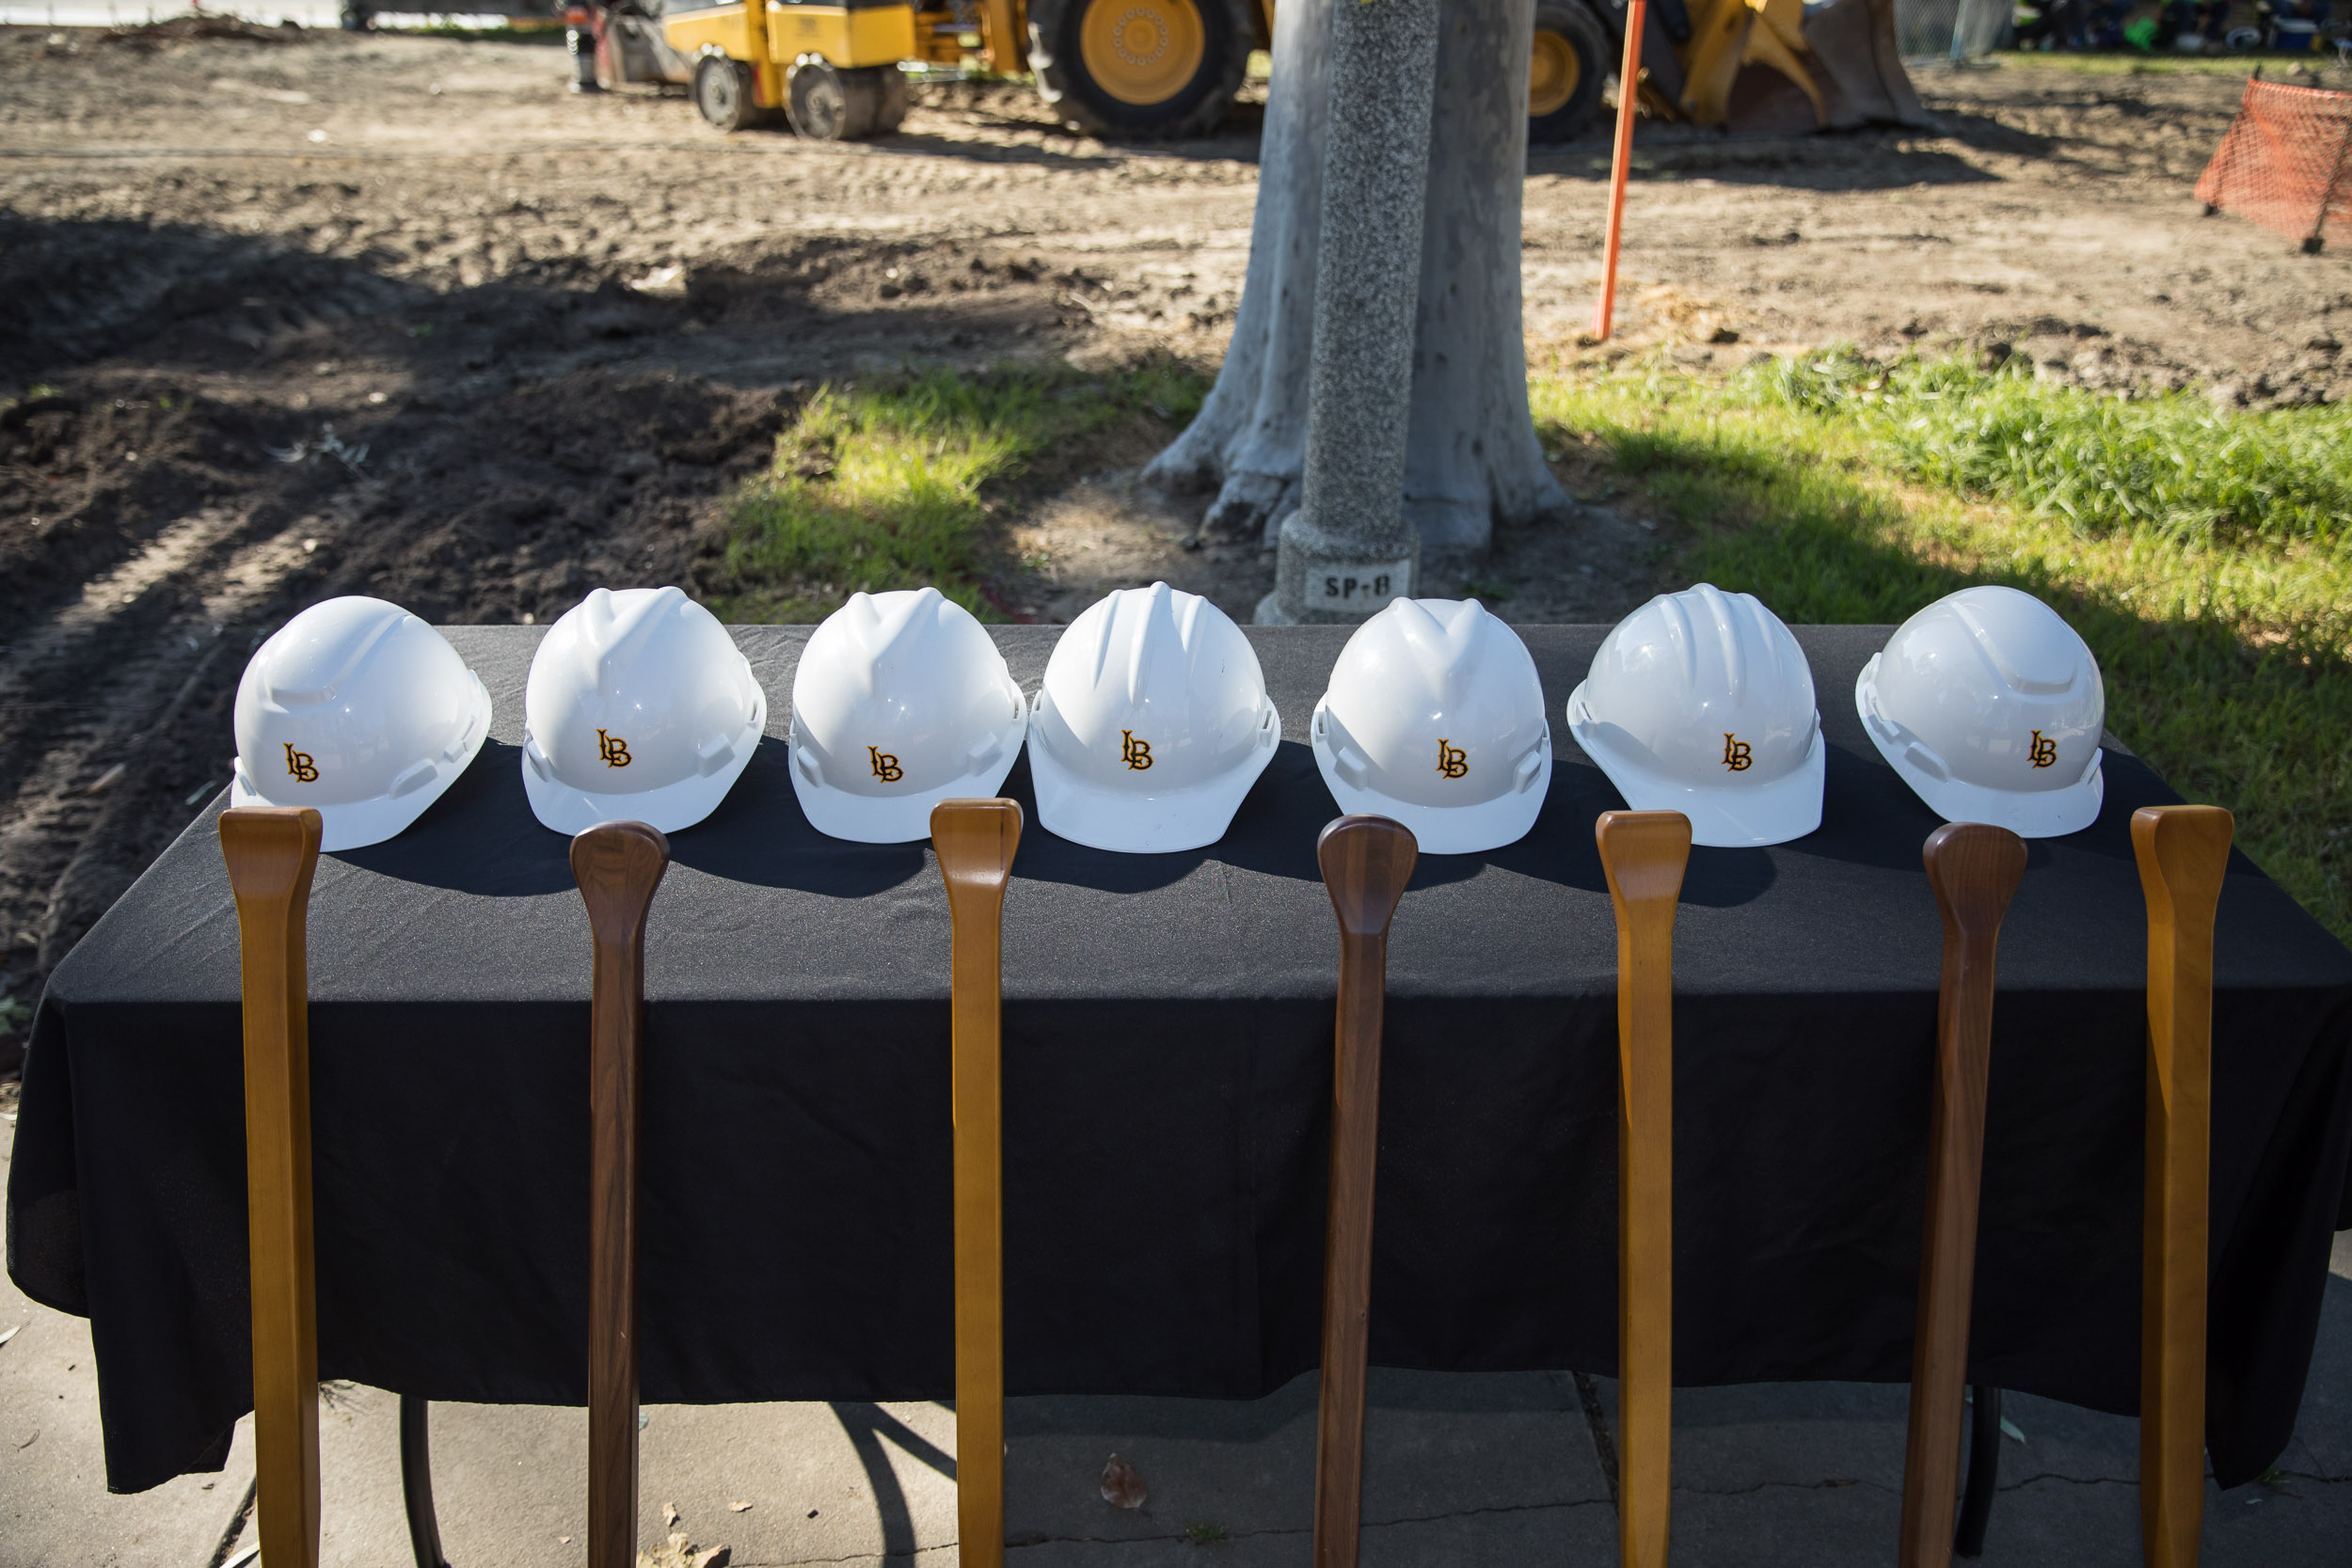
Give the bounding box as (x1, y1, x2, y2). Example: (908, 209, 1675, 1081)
(1899, 821, 2026, 1568)
(1595, 810, 1691, 1568)
(221, 805, 326, 1568)
(1311, 815, 1418, 1568)
(932, 799, 1024, 1568)
(2134, 804, 2232, 1568)
(571, 821, 672, 1568)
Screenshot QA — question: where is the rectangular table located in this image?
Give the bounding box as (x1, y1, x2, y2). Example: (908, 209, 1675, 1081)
(9, 625, 2351, 1496)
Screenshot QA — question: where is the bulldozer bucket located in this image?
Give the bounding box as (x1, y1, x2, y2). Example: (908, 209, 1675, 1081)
(1683, 0, 1828, 134)
(1801, 0, 1934, 129)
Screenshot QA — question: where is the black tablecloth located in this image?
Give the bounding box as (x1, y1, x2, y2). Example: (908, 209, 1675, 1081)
(9, 626, 2352, 1495)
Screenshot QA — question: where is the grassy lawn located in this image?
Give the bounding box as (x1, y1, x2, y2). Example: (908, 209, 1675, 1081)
(1531, 352, 2352, 942)
(707, 360, 1202, 623)
(702, 352, 2349, 942)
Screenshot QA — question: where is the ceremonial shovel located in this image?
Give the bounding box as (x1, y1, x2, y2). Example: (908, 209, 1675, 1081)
(221, 805, 326, 1568)
(1310, 815, 1418, 1568)
(2134, 803, 2232, 1568)
(572, 820, 671, 1568)
(1595, 810, 1692, 1568)
(1899, 821, 2027, 1568)
(931, 799, 1024, 1568)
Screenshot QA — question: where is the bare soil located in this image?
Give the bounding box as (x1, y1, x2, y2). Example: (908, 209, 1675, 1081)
(4, 24, 2349, 1060)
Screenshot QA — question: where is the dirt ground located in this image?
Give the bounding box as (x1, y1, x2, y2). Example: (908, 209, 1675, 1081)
(4, 21, 2351, 1062)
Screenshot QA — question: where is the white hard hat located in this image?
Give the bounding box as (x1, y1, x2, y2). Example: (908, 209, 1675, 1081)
(1028, 582, 1279, 853)
(1566, 583, 1824, 848)
(1855, 585, 2106, 838)
(230, 595, 493, 852)
(520, 586, 766, 835)
(787, 587, 1027, 844)
(1310, 598, 1551, 855)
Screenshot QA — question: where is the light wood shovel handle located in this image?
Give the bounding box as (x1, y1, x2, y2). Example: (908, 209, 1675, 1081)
(1596, 810, 1692, 1568)
(572, 820, 671, 1568)
(1311, 815, 1418, 1568)
(1899, 821, 2026, 1568)
(221, 805, 326, 1568)
(2134, 804, 2231, 1568)
(932, 799, 1024, 1568)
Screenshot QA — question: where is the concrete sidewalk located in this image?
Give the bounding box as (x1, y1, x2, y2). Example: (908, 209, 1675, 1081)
(7, 1093, 2349, 1566)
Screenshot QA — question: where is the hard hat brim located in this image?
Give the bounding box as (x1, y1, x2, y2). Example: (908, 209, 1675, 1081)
(1567, 681, 1825, 848)
(1854, 657, 2106, 838)
(230, 672, 494, 853)
(1029, 705, 1280, 854)
(521, 694, 768, 836)
(1311, 725, 1551, 855)
(787, 708, 1027, 845)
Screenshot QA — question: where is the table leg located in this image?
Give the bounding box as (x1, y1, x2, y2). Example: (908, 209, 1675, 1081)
(572, 821, 671, 1568)
(1899, 822, 2026, 1568)
(2134, 805, 2231, 1568)
(933, 800, 1024, 1568)
(222, 806, 325, 1568)
(1311, 816, 1417, 1568)
(1597, 811, 1691, 1568)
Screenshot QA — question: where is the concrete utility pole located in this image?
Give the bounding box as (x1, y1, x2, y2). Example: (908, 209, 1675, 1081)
(1260, 0, 1442, 626)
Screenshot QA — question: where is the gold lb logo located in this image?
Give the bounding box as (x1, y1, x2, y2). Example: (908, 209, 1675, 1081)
(1435, 739, 1469, 779)
(868, 745, 904, 783)
(1120, 729, 1153, 771)
(1721, 733, 1753, 772)
(597, 729, 632, 768)
(282, 742, 319, 783)
(2028, 729, 2058, 768)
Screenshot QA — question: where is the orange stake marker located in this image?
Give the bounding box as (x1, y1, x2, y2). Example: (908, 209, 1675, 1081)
(1593, 0, 1649, 341)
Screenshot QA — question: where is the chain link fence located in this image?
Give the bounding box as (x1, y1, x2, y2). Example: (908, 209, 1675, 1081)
(1891, 0, 2012, 63)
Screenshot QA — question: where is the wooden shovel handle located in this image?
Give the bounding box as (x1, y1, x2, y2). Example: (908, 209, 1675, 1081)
(932, 799, 1024, 1568)
(1899, 821, 2026, 1568)
(221, 805, 326, 1568)
(1311, 815, 1418, 1568)
(571, 820, 671, 1568)
(1595, 810, 1691, 1568)
(2135, 804, 2231, 1568)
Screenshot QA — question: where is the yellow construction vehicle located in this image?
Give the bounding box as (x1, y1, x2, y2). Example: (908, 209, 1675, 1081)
(586, 0, 1263, 138)
(586, 0, 1919, 142)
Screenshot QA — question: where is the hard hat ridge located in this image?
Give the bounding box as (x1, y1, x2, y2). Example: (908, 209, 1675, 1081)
(1855, 585, 2106, 838)
(231, 594, 495, 851)
(521, 586, 768, 836)
(787, 587, 1026, 844)
(1310, 596, 1552, 855)
(1567, 583, 1825, 847)
(1029, 582, 1279, 853)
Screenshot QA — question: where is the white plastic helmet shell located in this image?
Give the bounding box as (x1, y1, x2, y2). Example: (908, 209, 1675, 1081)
(1311, 598, 1551, 855)
(1028, 582, 1279, 853)
(787, 587, 1027, 844)
(231, 595, 493, 852)
(520, 586, 767, 835)
(1855, 585, 2106, 838)
(1566, 583, 1824, 847)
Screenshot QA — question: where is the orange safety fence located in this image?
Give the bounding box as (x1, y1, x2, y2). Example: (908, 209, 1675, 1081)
(2194, 78, 2352, 254)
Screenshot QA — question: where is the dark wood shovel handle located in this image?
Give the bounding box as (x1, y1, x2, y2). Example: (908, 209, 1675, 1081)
(1596, 810, 1692, 1568)
(572, 820, 671, 1568)
(1311, 815, 1418, 1568)
(2134, 804, 2231, 1568)
(1899, 821, 2027, 1568)
(932, 799, 1024, 1568)
(221, 805, 326, 1568)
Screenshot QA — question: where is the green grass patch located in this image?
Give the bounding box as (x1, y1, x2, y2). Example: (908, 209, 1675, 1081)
(707, 360, 1205, 623)
(1531, 354, 2352, 942)
(1983, 48, 2307, 76)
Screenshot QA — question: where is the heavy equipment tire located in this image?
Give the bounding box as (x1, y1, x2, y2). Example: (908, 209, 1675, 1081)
(788, 59, 891, 139)
(867, 66, 910, 135)
(1027, 0, 1252, 141)
(694, 55, 764, 133)
(1529, 0, 1611, 143)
